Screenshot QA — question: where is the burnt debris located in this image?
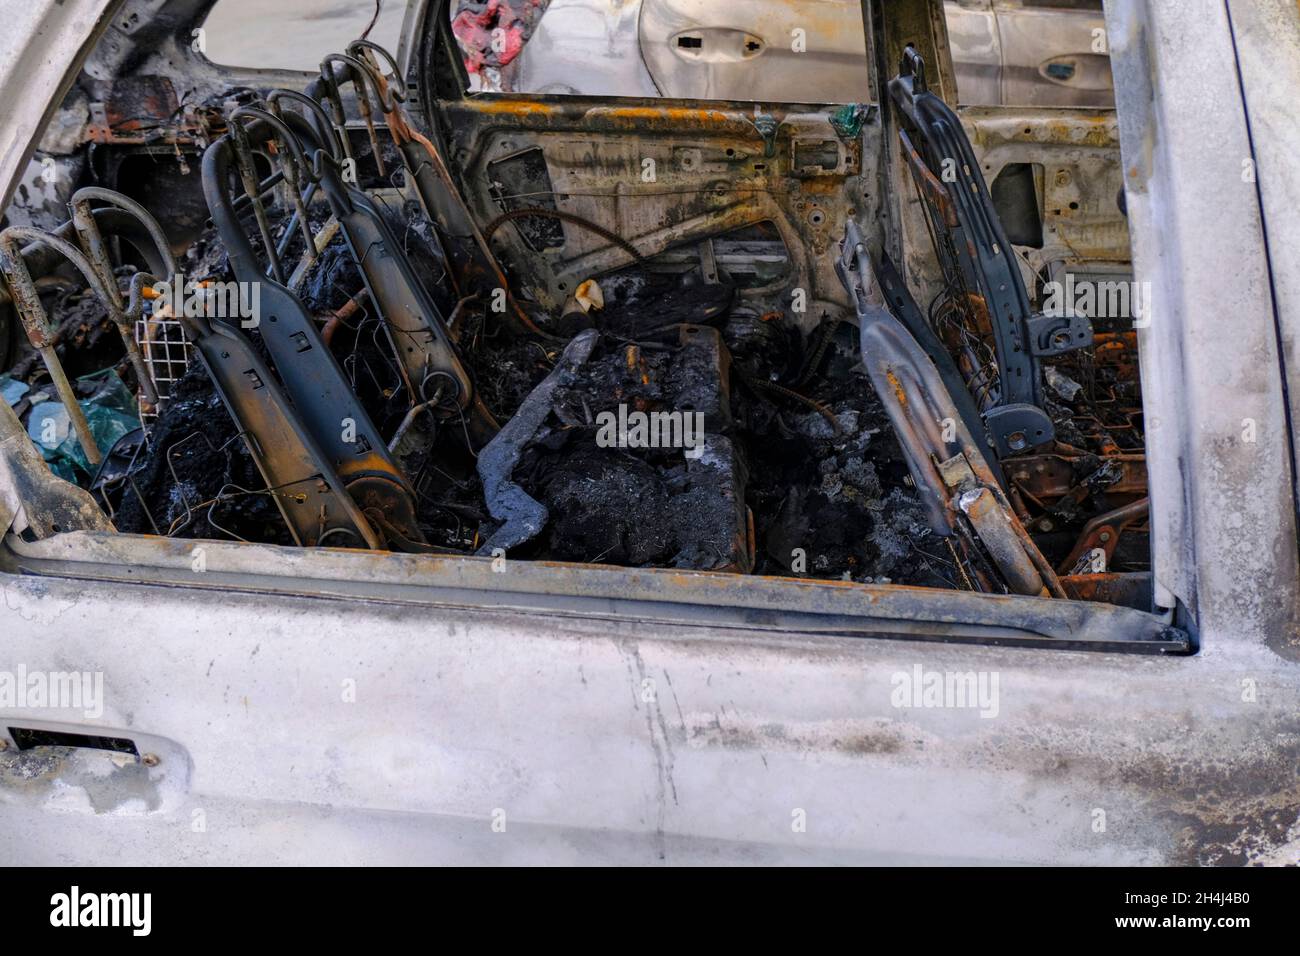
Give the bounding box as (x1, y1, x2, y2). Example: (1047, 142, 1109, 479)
(0, 36, 1150, 603)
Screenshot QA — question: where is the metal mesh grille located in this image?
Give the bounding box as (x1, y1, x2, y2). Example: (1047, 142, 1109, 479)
(134, 314, 192, 428)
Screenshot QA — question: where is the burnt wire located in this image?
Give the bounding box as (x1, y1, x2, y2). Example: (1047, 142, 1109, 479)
(360, 0, 383, 40)
(483, 207, 646, 262)
(162, 430, 305, 540)
(911, 172, 1003, 409)
(736, 369, 843, 437)
(89, 433, 160, 535)
(794, 314, 846, 388)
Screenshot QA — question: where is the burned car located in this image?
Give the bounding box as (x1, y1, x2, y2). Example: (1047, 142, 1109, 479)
(0, 0, 1297, 866)
(0, 1, 1143, 600)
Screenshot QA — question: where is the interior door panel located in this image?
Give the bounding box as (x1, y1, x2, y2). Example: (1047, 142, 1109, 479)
(439, 96, 878, 329)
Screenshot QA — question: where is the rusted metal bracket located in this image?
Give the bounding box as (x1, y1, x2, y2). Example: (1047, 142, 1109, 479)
(837, 219, 1063, 597)
(126, 273, 381, 549)
(889, 46, 1093, 457)
(201, 118, 425, 548)
(0, 196, 182, 468)
(1, 196, 164, 436)
(1058, 497, 1150, 575)
(868, 241, 1002, 485)
(251, 93, 499, 450)
(935, 451, 1062, 597)
(308, 144, 500, 448)
(316, 52, 395, 177)
(249, 90, 347, 272)
(0, 226, 133, 467)
(67, 186, 178, 412)
(337, 40, 550, 339)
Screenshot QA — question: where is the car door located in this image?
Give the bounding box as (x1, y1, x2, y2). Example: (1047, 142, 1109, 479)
(994, 0, 1114, 107)
(637, 0, 873, 103)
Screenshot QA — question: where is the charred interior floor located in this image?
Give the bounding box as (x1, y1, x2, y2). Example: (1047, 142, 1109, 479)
(0, 20, 1150, 608)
